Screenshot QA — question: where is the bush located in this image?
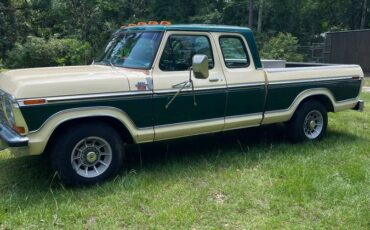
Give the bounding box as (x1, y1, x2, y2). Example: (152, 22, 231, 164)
(5, 37, 91, 68)
(260, 33, 303, 62)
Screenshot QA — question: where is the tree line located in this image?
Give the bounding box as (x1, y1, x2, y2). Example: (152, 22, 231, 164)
(0, 0, 369, 68)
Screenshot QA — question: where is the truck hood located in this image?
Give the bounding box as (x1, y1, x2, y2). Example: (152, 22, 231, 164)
(0, 65, 146, 99)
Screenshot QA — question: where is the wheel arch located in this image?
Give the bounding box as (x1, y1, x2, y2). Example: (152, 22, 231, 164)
(262, 88, 337, 125)
(27, 107, 154, 155)
(298, 94, 334, 113)
(44, 116, 134, 155)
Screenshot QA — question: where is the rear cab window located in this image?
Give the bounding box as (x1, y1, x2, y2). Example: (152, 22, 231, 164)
(219, 36, 250, 68)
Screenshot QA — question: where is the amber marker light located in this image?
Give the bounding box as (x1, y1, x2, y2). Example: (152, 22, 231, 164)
(23, 99, 47, 106)
(137, 22, 147, 26)
(148, 21, 159, 25)
(160, 21, 171, 25)
(13, 125, 26, 134)
(128, 23, 137, 27)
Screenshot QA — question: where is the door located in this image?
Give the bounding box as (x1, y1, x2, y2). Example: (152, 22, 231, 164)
(152, 31, 227, 141)
(214, 33, 267, 130)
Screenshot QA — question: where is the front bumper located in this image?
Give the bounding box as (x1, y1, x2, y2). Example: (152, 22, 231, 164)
(352, 100, 365, 112)
(0, 122, 28, 152)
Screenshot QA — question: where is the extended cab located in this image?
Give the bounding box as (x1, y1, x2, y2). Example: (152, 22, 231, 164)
(0, 24, 365, 185)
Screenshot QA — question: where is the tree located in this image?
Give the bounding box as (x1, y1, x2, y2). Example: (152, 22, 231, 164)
(257, 0, 264, 32)
(248, 0, 253, 28)
(260, 33, 304, 61)
(361, 0, 368, 29)
(0, 0, 17, 58)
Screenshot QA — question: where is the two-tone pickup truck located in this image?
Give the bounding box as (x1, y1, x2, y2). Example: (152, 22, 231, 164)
(0, 23, 365, 185)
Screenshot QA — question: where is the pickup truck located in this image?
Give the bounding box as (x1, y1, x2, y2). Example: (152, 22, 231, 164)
(0, 23, 365, 185)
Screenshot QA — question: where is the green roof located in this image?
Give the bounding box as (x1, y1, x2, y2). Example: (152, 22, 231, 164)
(123, 24, 252, 33)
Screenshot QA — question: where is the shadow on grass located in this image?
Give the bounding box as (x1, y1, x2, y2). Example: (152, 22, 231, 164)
(0, 124, 362, 196)
(125, 124, 362, 173)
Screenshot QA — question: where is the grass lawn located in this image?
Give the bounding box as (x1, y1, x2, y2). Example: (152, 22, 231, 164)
(0, 94, 369, 229)
(364, 78, 370, 87)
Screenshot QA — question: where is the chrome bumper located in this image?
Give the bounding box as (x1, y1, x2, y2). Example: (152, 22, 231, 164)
(352, 100, 365, 112)
(0, 122, 28, 152)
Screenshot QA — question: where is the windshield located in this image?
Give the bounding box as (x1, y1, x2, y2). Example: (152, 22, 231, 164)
(96, 31, 163, 69)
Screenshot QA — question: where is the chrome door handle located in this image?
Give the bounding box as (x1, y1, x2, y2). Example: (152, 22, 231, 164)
(209, 76, 220, 82)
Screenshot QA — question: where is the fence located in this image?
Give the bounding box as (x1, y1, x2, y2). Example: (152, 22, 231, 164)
(324, 30, 370, 73)
(297, 43, 325, 63)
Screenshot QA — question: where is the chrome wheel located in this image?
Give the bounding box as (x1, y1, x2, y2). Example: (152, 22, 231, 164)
(71, 137, 112, 178)
(303, 110, 324, 139)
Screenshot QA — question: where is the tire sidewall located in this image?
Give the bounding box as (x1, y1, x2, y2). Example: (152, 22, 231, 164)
(52, 123, 124, 186)
(289, 100, 328, 142)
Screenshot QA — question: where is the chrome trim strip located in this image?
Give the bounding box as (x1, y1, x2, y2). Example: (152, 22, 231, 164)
(154, 113, 263, 129)
(154, 85, 226, 94)
(225, 112, 263, 120)
(154, 117, 224, 129)
(268, 76, 356, 85)
(265, 64, 360, 73)
(17, 75, 359, 106)
(18, 91, 153, 106)
(227, 82, 265, 88)
(155, 83, 264, 94)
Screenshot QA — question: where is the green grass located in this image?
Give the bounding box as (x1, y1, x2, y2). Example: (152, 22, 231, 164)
(0, 94, 369, 229)
(364, 78, 370, 87)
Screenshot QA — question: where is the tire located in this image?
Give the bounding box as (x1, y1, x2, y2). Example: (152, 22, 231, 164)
(51, 122, 125, 186)
(287, 100, 328, 142)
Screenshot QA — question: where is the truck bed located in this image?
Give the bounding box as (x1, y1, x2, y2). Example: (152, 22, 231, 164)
(261, 63, 364, 125)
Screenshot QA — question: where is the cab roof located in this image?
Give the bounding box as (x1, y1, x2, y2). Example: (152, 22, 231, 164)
(122, 24, 252, 33)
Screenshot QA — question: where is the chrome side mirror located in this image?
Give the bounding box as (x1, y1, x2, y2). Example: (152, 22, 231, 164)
(192, 55, 209, 79)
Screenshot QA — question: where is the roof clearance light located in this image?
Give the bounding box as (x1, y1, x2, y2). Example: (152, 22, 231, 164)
(148, 21, 159, 25)
(137, 22, 147, 26)
(160, 21, 171, 25)
(128, 23, 137, 27)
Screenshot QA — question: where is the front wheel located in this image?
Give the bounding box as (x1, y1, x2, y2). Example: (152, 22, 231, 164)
(51, 122, 125, 186)
(288, 100, 328, 142)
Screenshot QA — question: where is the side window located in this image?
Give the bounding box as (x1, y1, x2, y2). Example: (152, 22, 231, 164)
(159, 35, 214, 71)
(219, 36, 250, 68)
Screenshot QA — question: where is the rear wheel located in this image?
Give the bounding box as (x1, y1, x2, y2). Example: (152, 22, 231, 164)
(288, 100, 328, 142)
(51, 122, 125, 186)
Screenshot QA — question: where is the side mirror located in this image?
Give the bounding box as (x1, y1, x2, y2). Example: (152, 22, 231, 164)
(192, 55, 209, 79)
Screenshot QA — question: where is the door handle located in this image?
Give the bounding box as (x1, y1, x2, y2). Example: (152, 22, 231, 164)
(209, 76, 220, 82)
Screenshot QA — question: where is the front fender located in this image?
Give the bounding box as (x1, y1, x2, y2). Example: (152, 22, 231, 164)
(27, 107, 154, 155)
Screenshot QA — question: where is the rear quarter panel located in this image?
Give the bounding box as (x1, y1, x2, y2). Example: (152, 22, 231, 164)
(262, 65, 363, 123)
